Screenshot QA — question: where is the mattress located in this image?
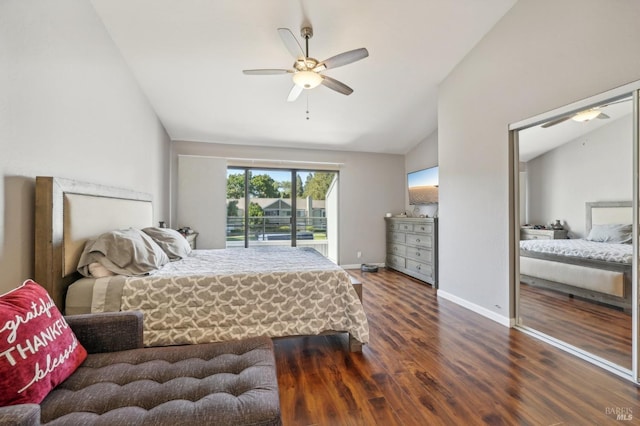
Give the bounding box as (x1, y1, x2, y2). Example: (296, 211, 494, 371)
(66, 247, 369, 347)
(520, 238, 632, 264)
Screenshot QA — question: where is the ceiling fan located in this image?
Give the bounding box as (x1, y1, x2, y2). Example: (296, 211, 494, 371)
(541, 98, 630, 128)
(242, 26, 369, 102)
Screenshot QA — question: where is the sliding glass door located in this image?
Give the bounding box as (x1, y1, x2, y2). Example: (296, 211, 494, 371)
(293, 171, 337, 258)
(226, 168, 247, 247)
(251, 169, 293, 244)
(226, 167, 338, 259)
(510, 83, 640, 382)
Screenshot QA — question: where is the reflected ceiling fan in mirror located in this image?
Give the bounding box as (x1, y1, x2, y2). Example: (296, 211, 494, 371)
(541, 98, 631, 128)
(243, 26, 369, 102)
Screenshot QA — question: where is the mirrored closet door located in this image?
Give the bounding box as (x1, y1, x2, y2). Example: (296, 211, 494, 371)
(512, 86, 639, 379)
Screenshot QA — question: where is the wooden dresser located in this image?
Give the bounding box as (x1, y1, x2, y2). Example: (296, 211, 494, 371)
(385, 217, 438, 287)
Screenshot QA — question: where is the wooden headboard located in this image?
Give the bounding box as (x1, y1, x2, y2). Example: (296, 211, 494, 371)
(586, 201, 632, 234)
(34, 177, 153, 310)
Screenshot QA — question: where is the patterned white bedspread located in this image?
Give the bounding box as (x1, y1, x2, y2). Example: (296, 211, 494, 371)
(108, 247, 368, 347)
(520, 239, 632, 264)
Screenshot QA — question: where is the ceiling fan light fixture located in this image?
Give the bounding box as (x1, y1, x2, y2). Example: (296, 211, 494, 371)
(293, 70, 322, 89)
(572, 109, 601, 122)
(243, 27, 368, 100)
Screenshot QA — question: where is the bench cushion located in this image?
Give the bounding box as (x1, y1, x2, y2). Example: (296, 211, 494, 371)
(40, 336, 281, 426)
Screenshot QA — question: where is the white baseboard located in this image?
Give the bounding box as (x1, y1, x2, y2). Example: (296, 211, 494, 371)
(437, 290, 514, 327)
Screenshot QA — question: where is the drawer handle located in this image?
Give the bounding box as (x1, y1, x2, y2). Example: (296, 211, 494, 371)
(416, 238, 421, 243)
(420, 227, 425, 231)
(416, 252, 420, 256)
(417, 265, 421, 270)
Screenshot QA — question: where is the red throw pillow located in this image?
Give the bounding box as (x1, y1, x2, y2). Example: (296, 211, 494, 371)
(0, 280, 87, 406)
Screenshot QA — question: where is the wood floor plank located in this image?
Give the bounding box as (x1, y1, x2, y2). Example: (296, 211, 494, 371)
(520, 282, 632, 368)
(273, 269, 640, 425)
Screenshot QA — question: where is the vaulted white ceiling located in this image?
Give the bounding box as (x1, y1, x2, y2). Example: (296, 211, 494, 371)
(91, 0, 516, 154)
(519, 97, 633, 162)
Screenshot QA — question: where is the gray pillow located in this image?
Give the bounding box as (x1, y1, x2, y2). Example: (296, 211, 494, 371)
(77, 228, 170, 277)
(586, 224, 633, 244)
(142, 227, 192, 260)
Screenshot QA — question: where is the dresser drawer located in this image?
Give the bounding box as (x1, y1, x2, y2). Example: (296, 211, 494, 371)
(389, 232, 406, 243)
(388, 243, 406, 256)
(397, 222, 414, 232)
(387, 254, 405, 269)
(406, 233, 433, 248)
(522, 234, 551, 240)
(520, 229, 567, 240)
(405, 247, 433, 263)
(388, 221, 414, 232)
(406, 259, 433, 278)
(413, 223, 433, 235)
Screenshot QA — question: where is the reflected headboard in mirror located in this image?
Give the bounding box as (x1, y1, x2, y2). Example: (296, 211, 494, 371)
(586, 201, 632, 234)
(35, 176, 153, 310)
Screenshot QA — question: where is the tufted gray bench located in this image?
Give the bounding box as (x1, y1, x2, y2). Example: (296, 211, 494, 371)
(0, 311, 282, 426)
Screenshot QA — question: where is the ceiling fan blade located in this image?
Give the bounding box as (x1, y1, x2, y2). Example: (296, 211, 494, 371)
(541, 115, 572, 128)
(597, 112, 610, 119)
(287, 85, 303, 102)
(315, 48, 369, 71)
(278, 28, 305, 59)
(321, 75, 354, 96)
(243, 69, 292, 75)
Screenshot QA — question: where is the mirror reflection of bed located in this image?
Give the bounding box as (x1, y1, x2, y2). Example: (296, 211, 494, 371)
(517, 95, 633, 370)
(519, 202, 632, 368)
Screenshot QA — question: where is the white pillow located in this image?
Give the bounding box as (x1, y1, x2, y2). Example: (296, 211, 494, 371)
(88, 262, 116, 278)
(586, 224, 633, 244)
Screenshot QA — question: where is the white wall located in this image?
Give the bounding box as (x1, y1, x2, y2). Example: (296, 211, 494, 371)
(438, 0, 640, 322)
(526, 115, 632, 237)
(170, 141, 405, 266)
(405, 130, 439, 217)
(0, 0, 170, 294)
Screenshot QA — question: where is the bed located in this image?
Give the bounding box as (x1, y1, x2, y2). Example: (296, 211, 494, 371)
(519, 201, 633, 312)
(34, 176, 368, 351)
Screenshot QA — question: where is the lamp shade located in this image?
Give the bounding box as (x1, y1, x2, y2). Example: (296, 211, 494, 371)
(293, 71, 323, 89)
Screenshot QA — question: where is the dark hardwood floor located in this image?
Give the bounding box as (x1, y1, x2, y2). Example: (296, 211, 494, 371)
(273, 269, 640, 425)
(520, 282, 632, 369)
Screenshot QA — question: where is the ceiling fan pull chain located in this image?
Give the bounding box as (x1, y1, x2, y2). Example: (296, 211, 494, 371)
(306, 94, 310, 120)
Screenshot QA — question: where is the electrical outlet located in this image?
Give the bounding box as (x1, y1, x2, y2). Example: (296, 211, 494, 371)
(357, 251, 362, 258)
